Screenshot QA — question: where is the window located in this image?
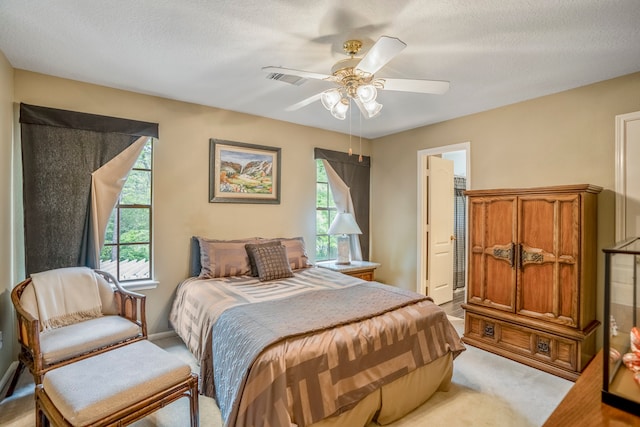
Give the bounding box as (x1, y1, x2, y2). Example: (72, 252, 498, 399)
(316, 160, 338, 261)
(100, 138, 153, 282)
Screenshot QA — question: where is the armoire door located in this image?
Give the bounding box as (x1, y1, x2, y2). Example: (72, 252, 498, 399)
(516, 193, 580, 327)
(467, 195, 517, 312)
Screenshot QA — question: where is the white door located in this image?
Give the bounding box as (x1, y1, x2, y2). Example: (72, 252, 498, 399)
(427, 156, 454, 304)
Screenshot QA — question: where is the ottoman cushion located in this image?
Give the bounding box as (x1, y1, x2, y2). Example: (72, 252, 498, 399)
(42, 340, 191, 426)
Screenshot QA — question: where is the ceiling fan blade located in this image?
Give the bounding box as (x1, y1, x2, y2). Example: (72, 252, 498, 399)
(356, 36, 406, 75)
(285, 93, 322, 111)
(262, 66, 333, 82)
(379, 78, 450, 94)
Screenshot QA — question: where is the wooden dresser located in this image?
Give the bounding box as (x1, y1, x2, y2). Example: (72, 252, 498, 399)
(462, 184, 602, 381)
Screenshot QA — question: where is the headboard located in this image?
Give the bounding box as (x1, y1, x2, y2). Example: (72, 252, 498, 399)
(190, 236, 202, 278)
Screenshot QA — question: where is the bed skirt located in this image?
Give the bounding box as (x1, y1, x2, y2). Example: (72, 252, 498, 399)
(309, 352, 453, 427)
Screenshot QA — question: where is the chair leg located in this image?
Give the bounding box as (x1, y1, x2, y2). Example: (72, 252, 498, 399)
(3, 360, 25, 398)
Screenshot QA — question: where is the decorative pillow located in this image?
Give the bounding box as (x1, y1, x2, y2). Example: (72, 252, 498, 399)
(247, 244, 294, 282)
(245, 241, 281, 276)
(279, 237, 313, 270)
(197, 237, 261, 278)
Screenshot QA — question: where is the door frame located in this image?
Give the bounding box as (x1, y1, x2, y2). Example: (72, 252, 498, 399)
(416, 142, 471, 296)
(615, 111, 640, 241)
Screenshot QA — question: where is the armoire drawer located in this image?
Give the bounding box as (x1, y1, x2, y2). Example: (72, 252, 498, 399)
(464, 312, 578, 373)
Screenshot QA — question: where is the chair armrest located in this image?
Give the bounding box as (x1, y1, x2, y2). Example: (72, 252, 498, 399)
(94, 270, 148, 338)
(11, 278, 43, 372)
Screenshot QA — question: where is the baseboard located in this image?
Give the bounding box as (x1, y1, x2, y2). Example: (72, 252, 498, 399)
(0, 361, 18, 397)
(149, 330, 177, 341)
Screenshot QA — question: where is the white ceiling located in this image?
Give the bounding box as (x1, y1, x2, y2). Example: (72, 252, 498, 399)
(1, 0, 640, 139)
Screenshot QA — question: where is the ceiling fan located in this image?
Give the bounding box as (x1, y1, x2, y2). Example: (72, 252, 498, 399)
(263, 36, 450, 120)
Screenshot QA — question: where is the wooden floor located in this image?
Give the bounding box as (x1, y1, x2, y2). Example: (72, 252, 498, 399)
(543, 350, 640, 426)
(440, 288, 465, 318)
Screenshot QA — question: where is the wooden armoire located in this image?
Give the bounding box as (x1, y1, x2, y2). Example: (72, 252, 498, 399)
(461, 184, 602, 381)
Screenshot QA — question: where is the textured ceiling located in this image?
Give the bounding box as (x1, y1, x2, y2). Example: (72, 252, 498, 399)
(1, 0, 640, 138)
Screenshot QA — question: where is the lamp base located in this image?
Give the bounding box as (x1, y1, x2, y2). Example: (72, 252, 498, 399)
(335, 235, 351, 265)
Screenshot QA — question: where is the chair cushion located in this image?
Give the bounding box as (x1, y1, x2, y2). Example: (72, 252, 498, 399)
(42, 340, 191, 426)
(40, 315, 141, 365)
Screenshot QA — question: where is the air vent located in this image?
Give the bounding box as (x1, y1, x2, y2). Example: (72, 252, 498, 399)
(266, 73, 306, 86)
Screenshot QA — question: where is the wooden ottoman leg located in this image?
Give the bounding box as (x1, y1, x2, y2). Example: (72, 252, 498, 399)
(34, 385, 51, 427)
(189, 374, 200, 427)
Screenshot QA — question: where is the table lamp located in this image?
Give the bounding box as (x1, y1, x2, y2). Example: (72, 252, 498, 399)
(328, 212, 362, 265)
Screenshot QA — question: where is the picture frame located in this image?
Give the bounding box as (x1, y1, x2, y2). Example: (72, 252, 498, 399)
(209, 139, 281, 204)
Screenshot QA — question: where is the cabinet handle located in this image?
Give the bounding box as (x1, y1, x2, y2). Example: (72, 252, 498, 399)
(510, 242, 516, 269)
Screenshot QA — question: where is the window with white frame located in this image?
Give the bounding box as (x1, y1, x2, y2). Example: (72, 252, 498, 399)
(100, 137, 153, 282)
(316, 159, 338, 261)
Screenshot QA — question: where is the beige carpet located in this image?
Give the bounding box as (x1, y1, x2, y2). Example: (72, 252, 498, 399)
(0, 317, 573, 427)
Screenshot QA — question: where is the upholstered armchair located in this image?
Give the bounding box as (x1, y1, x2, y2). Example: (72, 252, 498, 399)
(5, 267, 147, 396)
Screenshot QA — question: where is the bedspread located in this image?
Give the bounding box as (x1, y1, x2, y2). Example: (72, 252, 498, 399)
(169, 268, 366, 396)
(169, 268, 465, 427)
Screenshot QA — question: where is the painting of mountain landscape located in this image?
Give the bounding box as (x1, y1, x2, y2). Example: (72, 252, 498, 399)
(210, 139, 281, 204)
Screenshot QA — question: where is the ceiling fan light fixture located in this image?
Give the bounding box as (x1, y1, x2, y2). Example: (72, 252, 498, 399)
(266, 35, 451, 122)
(321, 88, 341, 110)
(330, 98, 349, 120)
(362, 99, 383, 118)
(356, 84, 377, 103)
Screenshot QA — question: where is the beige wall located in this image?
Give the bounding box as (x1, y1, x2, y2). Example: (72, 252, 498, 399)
(5, 63, 640, 368)
(0, 51, 14, 379)
(12, 70, 371, 334)
(371, 71, 640, 333)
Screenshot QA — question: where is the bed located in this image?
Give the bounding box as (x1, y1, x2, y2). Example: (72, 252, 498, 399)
(169, 236, 465, 427)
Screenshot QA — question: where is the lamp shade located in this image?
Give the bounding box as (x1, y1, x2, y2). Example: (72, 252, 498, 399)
(362, 99, 383, 118)
(356, 84, 377, 103)
(321, 88, 341, 110)
(330, 98, 349, 120)
(328, 212, 362, 235)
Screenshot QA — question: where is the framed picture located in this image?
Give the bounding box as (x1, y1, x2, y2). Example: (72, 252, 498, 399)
(209, 139, 281, 204)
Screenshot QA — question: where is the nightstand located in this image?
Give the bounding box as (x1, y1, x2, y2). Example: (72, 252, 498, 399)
(315, 260, 381, 281)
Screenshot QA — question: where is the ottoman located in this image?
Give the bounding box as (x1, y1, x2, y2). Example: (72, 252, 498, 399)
(34, 340, 199, 426)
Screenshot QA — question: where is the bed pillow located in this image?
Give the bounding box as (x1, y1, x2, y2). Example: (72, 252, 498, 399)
(247, 244, 294, 281)
(266, 237, 313, 270)
(197, 237, 260, 278)
(245, 241, 281, 276)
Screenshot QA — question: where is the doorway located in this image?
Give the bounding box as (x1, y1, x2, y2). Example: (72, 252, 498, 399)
(417, 142, 470, 310)
(615, 110, 640, 240)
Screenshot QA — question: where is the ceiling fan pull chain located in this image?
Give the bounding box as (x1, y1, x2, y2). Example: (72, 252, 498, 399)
(359, 111, 363, 163)
(348, 99, 353, 156)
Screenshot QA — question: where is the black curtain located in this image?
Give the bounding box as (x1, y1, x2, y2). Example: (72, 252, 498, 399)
(314, 148, 370, 260)
(453, 176, 467, 289)
(20, 103, 158, 275)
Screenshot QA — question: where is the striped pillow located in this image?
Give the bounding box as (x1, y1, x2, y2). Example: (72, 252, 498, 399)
(198, 237, 260, 278)
(280, 237, 312, 270)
